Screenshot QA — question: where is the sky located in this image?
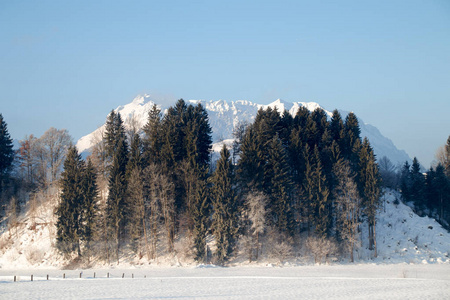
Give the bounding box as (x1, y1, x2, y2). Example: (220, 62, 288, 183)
(1, 0, 449, 168)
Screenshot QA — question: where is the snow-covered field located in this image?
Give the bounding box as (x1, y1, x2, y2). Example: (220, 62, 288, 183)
(1, 189, 449, 298)
(1, 264, 449, 299)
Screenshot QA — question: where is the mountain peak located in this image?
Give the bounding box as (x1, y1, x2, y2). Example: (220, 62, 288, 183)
(131, 94, 151, 105)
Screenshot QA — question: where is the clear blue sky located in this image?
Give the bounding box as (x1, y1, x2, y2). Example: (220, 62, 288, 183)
(1, 0, 449, 168)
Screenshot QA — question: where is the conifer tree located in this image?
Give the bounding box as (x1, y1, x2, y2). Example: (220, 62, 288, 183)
(343, 112, 361, 166)
(56, 146, 84, 255)
(127, 166, 145, 254)
(103, 111, 129, 260)
(264, 135, 294, 234)
(311, 146, 331, 238)
(238, 127, 264, 191)
(432, 164, 450, 223)
(409, 157, 426, 212)
(142, 104, 162, 166)
(80, 159, 99, 257)
(211, 145, 237, 264)
(126, 132, 142, 178)
(0, 113, 14, 200)
(358, 138, 381, 255)
(400, 161, 411, 202)
(106, 136, 128, 260)
(329, 109, 345, 143)
(192, 179, 210, 262)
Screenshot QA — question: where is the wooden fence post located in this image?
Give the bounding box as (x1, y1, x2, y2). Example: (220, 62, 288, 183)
(31, 275, 33, 281)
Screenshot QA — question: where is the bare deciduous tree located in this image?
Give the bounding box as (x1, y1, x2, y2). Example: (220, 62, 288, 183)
(333, 160, 361, 262)
(243, 191, 267, 261)
(34, 127, 72, 185)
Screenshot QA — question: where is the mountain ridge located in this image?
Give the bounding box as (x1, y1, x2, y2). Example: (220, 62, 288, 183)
(76, 94, 411, 166)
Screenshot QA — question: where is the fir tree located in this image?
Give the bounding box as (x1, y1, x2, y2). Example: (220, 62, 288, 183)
(343, 112, 361, 166)
(142, 104, 162, 166)
(264, 135, 294, 235)
(192, 179, 210, 262)
(80, 159, 99, 257)
(410, 157, 426, 213)
(237, 127, 264, 191)
(106, 136, 129, 260)
(432, 164, 450, 224)
(400, 161, 411, 202)
(126, 166, 145, 254)
(126, 132, 142, 177)
(0, 113, 15, 200)
(311, 146, 331, 238)
(211, 145, 237, 264)
(358, 138, 381, 255)
(56, 146, 84, 255)
(329, 109, 345, 143)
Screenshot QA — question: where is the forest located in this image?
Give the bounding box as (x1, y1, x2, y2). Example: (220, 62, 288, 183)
(0, 102, 449, 265)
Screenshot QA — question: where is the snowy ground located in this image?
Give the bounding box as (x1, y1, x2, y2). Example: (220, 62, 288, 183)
(1, 190, 450, 298)
(1, 264, 449, 299)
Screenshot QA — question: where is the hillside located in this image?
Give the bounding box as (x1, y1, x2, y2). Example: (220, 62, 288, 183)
(0, 189, 448, 269)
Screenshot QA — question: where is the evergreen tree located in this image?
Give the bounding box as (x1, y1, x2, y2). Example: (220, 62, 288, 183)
(0, 113, 14, 200)
(445, 136, 450, 177)
(104, 111, 126, 160)
(237, 127, 264, 191)
(410, 157, 426, 213)
(192, 179, 210, 262)
(400, 161, 411, 202)
(80, 159, 99, 257)
(343, 112, 361, 166)
(56, 146, 84, 255)
(211, 145, 237, 264)
(126, 132, 142, 177)
(142, 104, 162, 166)
(358, 138, 381, 255)
(329, 109, 345, 144)
(106, 136, 129, 260)
(432, 164, 450, 224)
(127, 166, 145, 254)
(311, 146, 331, 238)
(103, 111, 129, 260)
(264, 135, 294, 234)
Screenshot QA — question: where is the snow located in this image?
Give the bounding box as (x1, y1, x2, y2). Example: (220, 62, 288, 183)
(75, 94, 411, 166)
(1, 265, 449, 299)
(0, 186, 449, 298)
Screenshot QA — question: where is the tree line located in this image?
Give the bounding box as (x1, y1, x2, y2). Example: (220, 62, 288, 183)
(398, 139, 450, 227)
(3, 104, 447, 265)
(53, 100, 382, 264)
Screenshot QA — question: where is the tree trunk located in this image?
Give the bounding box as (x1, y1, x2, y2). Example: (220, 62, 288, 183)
(143, 218, 150, 261)
(373, 219, 377, 258)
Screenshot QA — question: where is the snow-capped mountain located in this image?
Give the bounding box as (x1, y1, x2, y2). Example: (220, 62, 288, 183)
(76, 94, 410, 166)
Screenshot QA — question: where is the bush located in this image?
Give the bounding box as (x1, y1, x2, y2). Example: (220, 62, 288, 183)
(306, 236, 338, 264)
